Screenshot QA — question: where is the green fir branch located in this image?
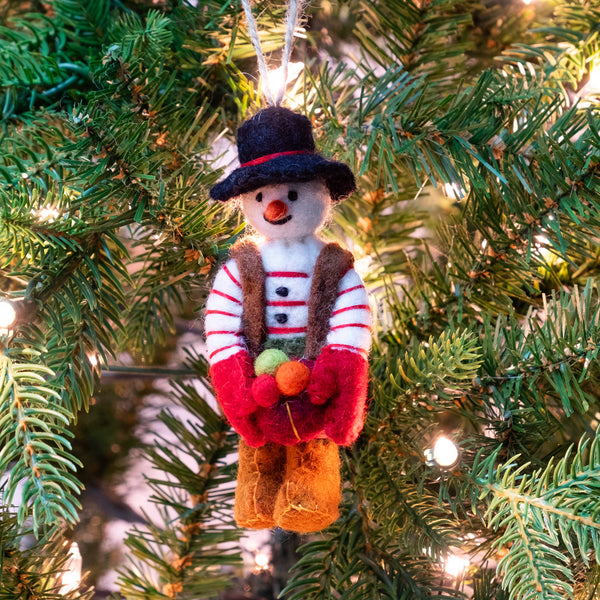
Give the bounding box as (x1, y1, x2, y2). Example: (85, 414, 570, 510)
(0, 347, 82, 531)
(117, 381, 241, 600)
(0, 505, 92, 599)
(284, 499, 467, 600)
(474, 431, 600, 600)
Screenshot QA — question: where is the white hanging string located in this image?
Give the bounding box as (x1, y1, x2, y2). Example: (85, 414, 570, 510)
(277, 0, 305, 105)
(240, 0, 306, 106)
(241, 0, 274, 105)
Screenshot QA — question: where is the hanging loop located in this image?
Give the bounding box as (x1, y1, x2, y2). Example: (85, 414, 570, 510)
(240, 0, 306, 106)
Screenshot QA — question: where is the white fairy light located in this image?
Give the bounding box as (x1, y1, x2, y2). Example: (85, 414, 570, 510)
(588, 64, 600, 91)
(425, 436, 460, 468)
(37, 206, 60, 222)
(263, 61, 304, 103)
(87, 353, 98, 367)
(254, 550, 270, 572)
(0, 300, 17, 333)
(59, 542, 82, 594)
(534, 234, 553, 261)
(578, 64, 600, 107)
(354, 255, 373, 279)
(444, 552, 469, 578)
(433, 437, 459, 467)
(443, 182, 466, 200)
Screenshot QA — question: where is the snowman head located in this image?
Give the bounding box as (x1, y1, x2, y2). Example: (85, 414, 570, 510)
(239, 180, 331, 241)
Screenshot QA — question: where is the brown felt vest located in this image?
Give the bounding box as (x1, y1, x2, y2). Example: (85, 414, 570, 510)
(230, 239, 354, 361)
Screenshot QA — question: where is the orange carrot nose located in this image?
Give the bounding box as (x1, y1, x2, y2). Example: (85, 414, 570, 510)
(264, 200, 288, 221)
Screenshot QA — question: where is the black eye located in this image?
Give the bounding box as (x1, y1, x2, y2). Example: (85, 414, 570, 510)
(256, 192, 263, 202)
(288, 190, 298, 201)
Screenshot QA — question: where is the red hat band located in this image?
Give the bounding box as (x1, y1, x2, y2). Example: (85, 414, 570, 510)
(239, 150, 313, 168)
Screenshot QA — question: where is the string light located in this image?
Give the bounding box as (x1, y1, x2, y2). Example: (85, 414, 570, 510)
(0, 299, 36, 335)
(443, 182, 466, 200)
(36, 206, 60, 222)
(534, 234, 554, 261)
(253, 550, 270, 573)
(59, 542, 82, 595)
(578, 64, 600, 106)
(588, 64, 600, 91)
(354, 255, 373, 279)
(425, 436, 460, 468)
(0, 300, 17, 333)
(444, 552, 470, 578)
(263, 61, 304, 104)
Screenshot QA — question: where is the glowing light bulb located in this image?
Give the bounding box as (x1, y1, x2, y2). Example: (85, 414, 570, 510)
(354, 256, 373, 279)
(59, 542, 82, 594)
(37, 206, 60, 222)
(88, 353, 98, 367)
(589, 64, 600, 91)
(578, 64, 600, 107)
(534, 234, 553, 261)
(433, 437, 459, 467)
(254, 550, 270, 572)
(0, 300, 17, 332)
(444, 553, 469, 578)
(425, 436, 460, 468)
(263, 61, 304, 102)
(443, 182, 466, 200)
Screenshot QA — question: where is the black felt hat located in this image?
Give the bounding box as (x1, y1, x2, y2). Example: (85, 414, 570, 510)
(209, 106, 356, 203)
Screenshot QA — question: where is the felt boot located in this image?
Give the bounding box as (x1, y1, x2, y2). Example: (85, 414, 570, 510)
(274, 439, 341, 533)
(235, 440, 286, 529)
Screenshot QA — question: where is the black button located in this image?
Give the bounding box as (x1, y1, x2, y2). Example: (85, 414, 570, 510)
(275, 313, 288, 324)
(276, 286, 289, 297)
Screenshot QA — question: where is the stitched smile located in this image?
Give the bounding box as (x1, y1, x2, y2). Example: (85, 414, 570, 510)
(264, 215, 293, 225)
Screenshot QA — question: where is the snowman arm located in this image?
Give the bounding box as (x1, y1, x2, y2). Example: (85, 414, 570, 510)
(307, 344, 369, 444)
(307, 269, 370, 408)
(206, 261, 265, 445)
(325, 268, 371, 355)
(322, 348, 369, 445)
(205, 260, 246, 364)
(307, 269, 371, 443)
(209, 351, 265, 446)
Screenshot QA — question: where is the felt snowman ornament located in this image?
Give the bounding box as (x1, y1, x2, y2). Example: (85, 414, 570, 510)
(206, 106, 371, 533)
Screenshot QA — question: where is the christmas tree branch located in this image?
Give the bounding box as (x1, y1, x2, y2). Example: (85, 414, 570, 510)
(473, 432, 600, 600)
(102, 365, 197, 379)
(117, 381, 241, 600)
(0, 506, 92, 599)
(0, 347, 82, 530)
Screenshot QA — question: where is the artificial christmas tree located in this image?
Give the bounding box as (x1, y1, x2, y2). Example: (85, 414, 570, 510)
(1, 1, 600, 599)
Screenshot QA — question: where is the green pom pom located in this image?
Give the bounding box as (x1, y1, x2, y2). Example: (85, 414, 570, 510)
(254, 349, 289, 376)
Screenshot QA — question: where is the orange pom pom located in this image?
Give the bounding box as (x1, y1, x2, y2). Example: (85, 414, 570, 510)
(275, 361, 311, 396)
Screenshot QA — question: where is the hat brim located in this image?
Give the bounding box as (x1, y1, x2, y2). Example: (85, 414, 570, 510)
(209, 153, 356, 203)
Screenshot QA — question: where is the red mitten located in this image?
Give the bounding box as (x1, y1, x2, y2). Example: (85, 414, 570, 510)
(209, 351, 265, 447)
(251, 374, 280, 407)
(307, 350, 338, 406)
(308, 346, 369, 446)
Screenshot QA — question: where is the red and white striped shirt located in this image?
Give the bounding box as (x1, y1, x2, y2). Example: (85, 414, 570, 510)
(205, 237, 371, 365)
